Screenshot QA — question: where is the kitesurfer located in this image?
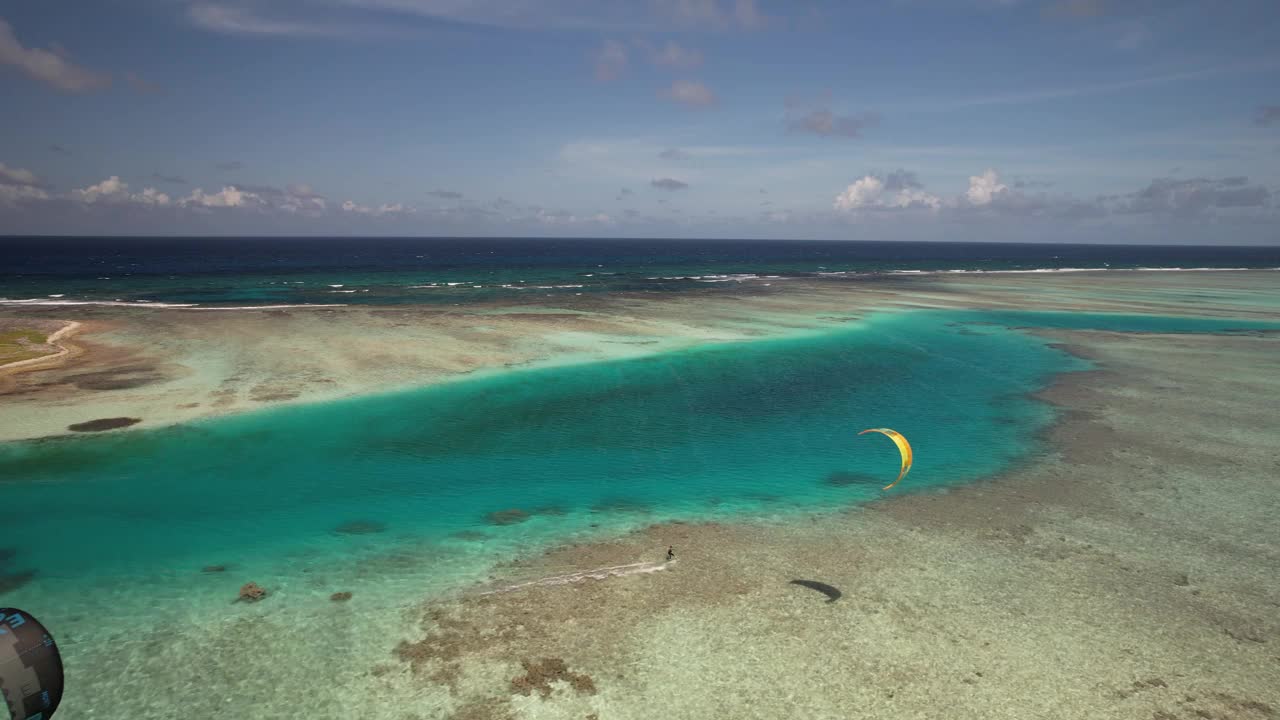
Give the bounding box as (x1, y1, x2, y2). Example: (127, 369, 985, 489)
(858, 428, 913, 490)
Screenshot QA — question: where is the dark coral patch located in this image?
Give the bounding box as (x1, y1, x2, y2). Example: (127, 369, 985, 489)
(66, 364, 165, 391)
(486, 509, 530, 526)
(68, 417, 142, 432)
(237, 582, 268, 602)
(509, 658, 596, 698)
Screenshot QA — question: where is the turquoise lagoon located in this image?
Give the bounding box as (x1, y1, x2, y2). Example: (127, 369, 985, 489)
(4, 309, 1276, 592)
(0, 307, 1277, 712)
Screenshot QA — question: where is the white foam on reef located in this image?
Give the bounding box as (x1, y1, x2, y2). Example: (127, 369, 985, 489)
(884, 266, 1278, 276)
(962, 268, 1098, 273)
(0, 298, 199, 308)
(647, 274, 762, 282)
(1131, 267, 1265, 272)
(191, 304, 347, 310)
(696, 274, 759, 283)
(478, 559, 675, 596)
(0, 298, 348, 310)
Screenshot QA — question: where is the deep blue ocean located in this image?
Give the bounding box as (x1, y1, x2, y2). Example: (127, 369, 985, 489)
(3, 237, 1278, 307)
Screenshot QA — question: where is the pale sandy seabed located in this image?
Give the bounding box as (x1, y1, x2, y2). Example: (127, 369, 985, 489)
(2, 271, 1279, 719)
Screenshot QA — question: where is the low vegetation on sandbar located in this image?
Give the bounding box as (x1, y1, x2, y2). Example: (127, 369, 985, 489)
(0, 327, 55, 367)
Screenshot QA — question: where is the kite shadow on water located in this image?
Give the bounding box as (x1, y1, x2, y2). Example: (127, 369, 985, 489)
(823, 471, 884, 488)
(789, 579, 842, 603)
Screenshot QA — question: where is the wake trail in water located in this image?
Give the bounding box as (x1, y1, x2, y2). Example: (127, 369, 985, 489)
(478, 559, 675, 596)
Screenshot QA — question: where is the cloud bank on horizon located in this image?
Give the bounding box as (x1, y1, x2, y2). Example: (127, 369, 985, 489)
(2, 0, 1279, 242)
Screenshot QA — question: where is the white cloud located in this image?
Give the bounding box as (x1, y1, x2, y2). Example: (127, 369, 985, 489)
(662, 80, 717, 108)
(1110, 176, 1272, 216)
(278, 184, 327, 213)
(0, 183, 49, 205)
(2, 168, 438, 228)
(592, 39, 628, 81)
(136, 188, 173, 206)
(187, 4, 379, 37)
(287, 183, 322, 198)
(965, 168, 1008, 206)
(834, 173, 941, 211)
(654, 0, 765, 30)
(182, 185, 258, 208)
(74, 176, 128, 202)
(833, 176, 885, 210)
(184, 0, 770, 37)
(895, 188, 942, 209)
(531, 207, 615, 226)
(0, 18, 111, 92)
(832, 167, 1274, 226)
(0, 162, 40, 187)
(72, 176, 171, 206)
(342, 199, 413, 215)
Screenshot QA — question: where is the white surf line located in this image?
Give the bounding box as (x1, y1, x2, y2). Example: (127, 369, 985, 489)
(0, 320, 82, 373)
(479, 559, 675, 596)
(0, 299, 347, 310)
(0, 299, 198, 308)
(188, 304, 347, 310)
(884, 266, 1280, 276)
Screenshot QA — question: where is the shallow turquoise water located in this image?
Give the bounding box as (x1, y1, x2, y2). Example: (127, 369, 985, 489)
(3, 308, 1276, 595)
(3, 307, 1279, 718)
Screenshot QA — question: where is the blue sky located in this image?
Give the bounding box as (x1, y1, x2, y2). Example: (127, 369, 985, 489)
(1, 0, 1278, 242)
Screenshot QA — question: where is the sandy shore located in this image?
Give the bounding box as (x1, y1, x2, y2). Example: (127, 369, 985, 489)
(370, 327, 1280, 719)
(1, 270, 1276, 443)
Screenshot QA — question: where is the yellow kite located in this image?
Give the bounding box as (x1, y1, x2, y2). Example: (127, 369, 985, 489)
(858, 428, 913, 490)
